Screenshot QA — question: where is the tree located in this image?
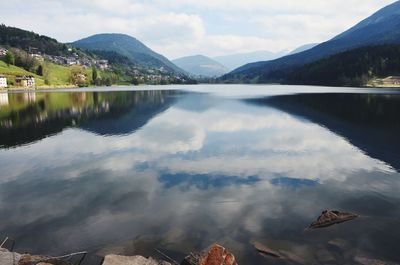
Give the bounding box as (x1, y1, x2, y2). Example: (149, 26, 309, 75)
(92, 66, 98, 85)
(131, 77, 139, 85)
(36, 65, 43, 76)
(70, 65, 89, 87)
(4, 51, 15, 66)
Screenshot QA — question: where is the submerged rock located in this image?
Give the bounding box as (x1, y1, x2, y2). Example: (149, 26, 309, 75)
(181, 244, 238, 265)
(102, 254, 171, 265)
(354, 256, 398, 265)
(309, 210, 359, 229)
(252, 242, 281, 258)
(18, 254, 72, 265)
(251, 241, 306, 264)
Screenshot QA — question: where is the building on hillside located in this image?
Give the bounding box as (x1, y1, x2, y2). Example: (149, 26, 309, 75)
(15, 76, 35, 88)
(0, 48, 7, 57)
(30, 53, 44, 62)
(96, 60, 109, 70)
(65, 58, 79, 65)
(0, 75, 7, 88)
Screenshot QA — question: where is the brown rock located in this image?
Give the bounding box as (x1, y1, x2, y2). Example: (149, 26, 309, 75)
(182, 244, 238, 265)
(309, 210, 359, 229)
(200, 244, 238, 265)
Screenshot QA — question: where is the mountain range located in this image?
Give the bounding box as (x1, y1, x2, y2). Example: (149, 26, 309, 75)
(213, 50, 288, 71)
(172, 55, 228, 77)
(222, 1, 400, 83)
(172, 44, 317, 77)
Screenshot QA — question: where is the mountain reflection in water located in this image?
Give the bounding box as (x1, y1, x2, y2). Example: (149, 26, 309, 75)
(0, 87, 399, 265)
(0, 90, 179, 148)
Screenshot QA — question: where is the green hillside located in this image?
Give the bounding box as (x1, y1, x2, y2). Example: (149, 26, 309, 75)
(222, 1, 400, 83)
(284, 44, 400, 87)
(0, 60, 97, 88)
(0, 24, 196, 88)
(0, 61, 45, 86)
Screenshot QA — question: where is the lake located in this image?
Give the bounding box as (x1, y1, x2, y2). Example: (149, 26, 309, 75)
(1, 85, 400, 265)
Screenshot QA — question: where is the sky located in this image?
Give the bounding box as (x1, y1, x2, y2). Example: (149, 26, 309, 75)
(0, 0, 396, 59)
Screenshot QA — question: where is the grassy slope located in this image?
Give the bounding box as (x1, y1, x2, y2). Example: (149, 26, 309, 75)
(0, 61, 96, 88)
(44, 63, 93, 85)
(0, 61, 45, 86)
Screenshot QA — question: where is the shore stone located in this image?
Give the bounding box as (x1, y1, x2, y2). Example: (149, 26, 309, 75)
(0, 248, 22, 265)
(182, 244, 238, 265)
(102, 254, 171, 265)
(199, 244, 238, 265)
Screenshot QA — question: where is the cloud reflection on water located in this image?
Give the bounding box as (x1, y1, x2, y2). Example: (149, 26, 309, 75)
(0, 91, 399, 264)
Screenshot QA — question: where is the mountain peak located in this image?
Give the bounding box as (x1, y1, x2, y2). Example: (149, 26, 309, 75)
(223, 0, 400, 82)
(73, 33, 184, 73)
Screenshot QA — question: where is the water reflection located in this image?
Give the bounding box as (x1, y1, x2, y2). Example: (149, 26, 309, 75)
(0, 88, 399, 264)
(250, 93, 400, 170)
(0, 91, 179, 148)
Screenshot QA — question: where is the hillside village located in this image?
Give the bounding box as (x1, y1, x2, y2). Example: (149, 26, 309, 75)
(0, 36, 194, 89)
(0, 45, 106, 88)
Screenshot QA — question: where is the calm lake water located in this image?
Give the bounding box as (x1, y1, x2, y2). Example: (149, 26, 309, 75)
(1, 85, 400, 265)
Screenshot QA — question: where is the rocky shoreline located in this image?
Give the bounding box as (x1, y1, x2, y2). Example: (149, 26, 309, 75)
(0, 210, 367, 265)
(0, 243, 237, 265)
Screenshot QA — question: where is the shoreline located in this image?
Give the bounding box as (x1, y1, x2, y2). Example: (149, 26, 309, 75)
(1, 82, 400, 93)
(0, 243, 237, 265)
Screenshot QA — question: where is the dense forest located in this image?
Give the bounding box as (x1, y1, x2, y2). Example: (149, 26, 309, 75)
(261, 45, 400, 86)
(0, 24, 78, 56)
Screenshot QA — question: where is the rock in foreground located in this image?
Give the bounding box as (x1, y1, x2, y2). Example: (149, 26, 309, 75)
(310, 210, 359, 229)
(182, 244, 238, 265)
(0, 248, 72, 265)
(0, 248, 21, 265)
(102, 255, 171, 265)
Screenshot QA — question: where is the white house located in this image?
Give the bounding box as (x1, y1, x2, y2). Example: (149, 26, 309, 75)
(0, 75, 7, 88)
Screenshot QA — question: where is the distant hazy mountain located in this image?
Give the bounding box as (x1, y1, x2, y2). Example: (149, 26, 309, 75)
(73, 33, 184, 74)
(222, 1, 400, 83)
(213, 50, 288, 71)
(172, 55, 228, 77)
(288, 43, 318, 55)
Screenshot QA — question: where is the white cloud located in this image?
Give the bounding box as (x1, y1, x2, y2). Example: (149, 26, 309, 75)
(0, 0, 397, 59)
